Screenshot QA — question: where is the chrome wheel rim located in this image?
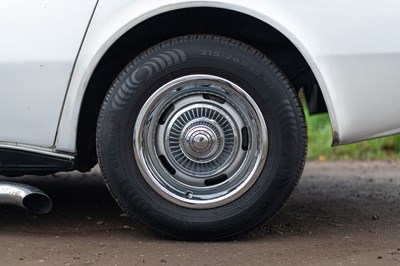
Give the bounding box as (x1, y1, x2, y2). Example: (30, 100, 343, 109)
(134, 74, 268, 209)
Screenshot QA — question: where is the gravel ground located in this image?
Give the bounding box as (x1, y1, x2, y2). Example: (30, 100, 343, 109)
(1, 161, 400, 265)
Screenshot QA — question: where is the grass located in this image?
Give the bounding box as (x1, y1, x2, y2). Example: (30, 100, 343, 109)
(305, 108, 400, 161)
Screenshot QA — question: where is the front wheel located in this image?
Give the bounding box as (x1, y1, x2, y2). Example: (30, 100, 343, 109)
(97, 35, 307, 240)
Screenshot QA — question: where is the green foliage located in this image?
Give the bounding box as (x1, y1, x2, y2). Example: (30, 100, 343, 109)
(305, 110, 400, 160)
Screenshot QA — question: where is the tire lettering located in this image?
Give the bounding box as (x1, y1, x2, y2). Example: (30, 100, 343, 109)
(107, 122, 119, 169)
(200, 49, 260, 76)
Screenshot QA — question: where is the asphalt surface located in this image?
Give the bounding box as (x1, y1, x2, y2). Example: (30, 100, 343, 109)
(1, 161, 400, 265)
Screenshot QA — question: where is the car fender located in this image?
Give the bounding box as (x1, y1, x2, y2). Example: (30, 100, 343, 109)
(56, 0, 400, 152)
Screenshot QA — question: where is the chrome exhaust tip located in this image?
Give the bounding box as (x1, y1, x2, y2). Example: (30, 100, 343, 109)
(0, 182, 52, 214)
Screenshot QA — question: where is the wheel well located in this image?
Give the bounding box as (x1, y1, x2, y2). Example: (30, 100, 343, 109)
(74, 7, 326, 171)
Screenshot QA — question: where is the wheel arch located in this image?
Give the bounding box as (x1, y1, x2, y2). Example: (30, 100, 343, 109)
(56, 4, 335, 171)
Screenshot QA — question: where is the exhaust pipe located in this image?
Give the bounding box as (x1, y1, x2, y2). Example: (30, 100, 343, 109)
(0, 182, 52, 214)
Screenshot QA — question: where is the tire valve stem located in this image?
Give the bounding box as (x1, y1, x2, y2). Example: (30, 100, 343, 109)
(185, 191, 193, 199)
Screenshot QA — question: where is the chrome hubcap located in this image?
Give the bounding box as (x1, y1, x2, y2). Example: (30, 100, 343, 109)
(134, 74, 268, 209)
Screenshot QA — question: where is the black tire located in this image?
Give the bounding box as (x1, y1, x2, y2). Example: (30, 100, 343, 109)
(97, 35, 307, 240)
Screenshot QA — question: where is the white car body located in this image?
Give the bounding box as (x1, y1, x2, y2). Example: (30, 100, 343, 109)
(1, 0, 400, 157)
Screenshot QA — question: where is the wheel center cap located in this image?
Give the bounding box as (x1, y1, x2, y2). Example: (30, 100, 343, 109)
(192, 134, 209, 150)
(185, 127, 216, 156)
(180, 123, 222, 161)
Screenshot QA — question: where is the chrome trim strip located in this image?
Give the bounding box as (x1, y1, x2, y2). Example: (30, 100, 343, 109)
(0, 143, 75, 160)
